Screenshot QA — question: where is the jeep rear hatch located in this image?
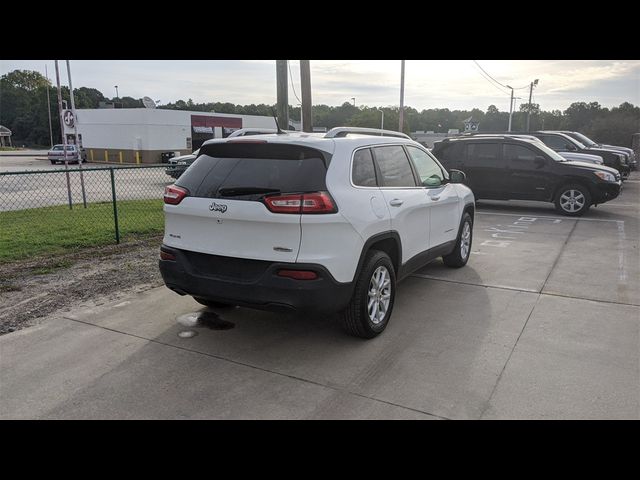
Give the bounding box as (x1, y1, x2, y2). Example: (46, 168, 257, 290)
(163, 143, 332, 263)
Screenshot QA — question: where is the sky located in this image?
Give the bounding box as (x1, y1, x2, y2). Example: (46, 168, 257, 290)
(2, 60, 639, 113)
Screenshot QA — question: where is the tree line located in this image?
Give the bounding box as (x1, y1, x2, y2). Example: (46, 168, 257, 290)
(2, 69, 638, 148)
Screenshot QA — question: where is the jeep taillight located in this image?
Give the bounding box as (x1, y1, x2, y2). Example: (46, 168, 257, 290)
(263, 192, 337, 214)
(164, 185, 188, 205)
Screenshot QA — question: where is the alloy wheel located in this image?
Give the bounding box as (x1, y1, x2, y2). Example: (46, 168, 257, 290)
(560, 189, 585, 213)
(367, 266, 391, 325)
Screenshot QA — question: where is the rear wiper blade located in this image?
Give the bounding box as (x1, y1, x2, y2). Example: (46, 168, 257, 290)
(217, 187, 281, 197)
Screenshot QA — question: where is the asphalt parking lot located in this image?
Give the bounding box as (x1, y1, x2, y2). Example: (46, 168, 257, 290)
(1, 167, 638, 419)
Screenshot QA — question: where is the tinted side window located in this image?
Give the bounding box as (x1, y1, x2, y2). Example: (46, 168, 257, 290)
(466, 143, 502, 168)
(372, 145, 417, 187)
(352, 148, 377, 187)
(504, 144, 537, 166)
(538, 135, 570, 150)
(406, 145, 445, 187)
(438, 142, 466, 168)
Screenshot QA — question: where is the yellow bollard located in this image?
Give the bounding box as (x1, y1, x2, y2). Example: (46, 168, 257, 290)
(90, 149, 94, 161)
(135, 151, 140, 164)
(104, 150, 108, 162)
(119, 151, 123, 164)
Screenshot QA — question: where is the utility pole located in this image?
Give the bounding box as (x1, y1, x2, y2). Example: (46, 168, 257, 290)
(399, 60, 405, 132)
(276, 61, 289, 131)
(45, 64, 53, 148)
(507, 85, 514, 132)
(54, 60, 73, 209)
(66, 60, 87, 208)
(300, 60, 312, 133)
(526, 79, 539, 132)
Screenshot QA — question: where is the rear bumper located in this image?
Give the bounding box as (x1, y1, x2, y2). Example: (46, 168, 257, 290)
(592, 181, 621, 204)
(159, 245, 354, 314)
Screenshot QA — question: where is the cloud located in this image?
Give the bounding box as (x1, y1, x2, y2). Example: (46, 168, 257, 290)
(2, 59, 638, 111)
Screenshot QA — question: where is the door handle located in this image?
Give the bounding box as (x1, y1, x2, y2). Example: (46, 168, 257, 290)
(429, 194, 440, 201)
(389, 199, 404, 207)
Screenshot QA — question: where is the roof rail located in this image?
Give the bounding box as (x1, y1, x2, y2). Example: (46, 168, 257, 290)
(324, 127, 411, 140)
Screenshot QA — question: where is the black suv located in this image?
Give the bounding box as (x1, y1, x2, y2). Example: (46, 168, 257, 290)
(432, 135, 622, 216)
(527, 131, 631, 178)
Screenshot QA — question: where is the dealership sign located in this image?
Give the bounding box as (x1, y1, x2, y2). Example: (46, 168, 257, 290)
(63, 110, 75, 128)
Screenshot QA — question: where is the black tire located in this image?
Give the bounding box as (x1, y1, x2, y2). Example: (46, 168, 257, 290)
(193, 297, 236, 309)
(554, 183, 591, 216)
(50, 160, 56, 165)
(341, 250, 396, 339)
(443, 212, 473, 268)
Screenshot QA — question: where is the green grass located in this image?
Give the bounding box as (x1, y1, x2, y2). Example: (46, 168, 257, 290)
(0, 199, 164, 263)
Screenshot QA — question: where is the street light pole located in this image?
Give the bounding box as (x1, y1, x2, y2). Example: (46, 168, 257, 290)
(54, 60, 73, 209)
(506, 85, 514, 132)
(399, 60, 405, 132)
(526, 79, 539, 132)
(66, 60, 87, 208)
(44, 64, 53, 148)
(114, 85, 119, 100)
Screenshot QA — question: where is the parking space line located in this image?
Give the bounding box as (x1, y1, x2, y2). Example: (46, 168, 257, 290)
(476, 211, 622, 223)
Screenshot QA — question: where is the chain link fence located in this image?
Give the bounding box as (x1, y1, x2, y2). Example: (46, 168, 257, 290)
(0, 165, 174, 262)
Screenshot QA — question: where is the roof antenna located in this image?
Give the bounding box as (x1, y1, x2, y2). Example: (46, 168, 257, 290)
(271, 108, 285, 134)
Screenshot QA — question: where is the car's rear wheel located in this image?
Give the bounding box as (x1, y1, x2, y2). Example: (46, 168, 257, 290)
(555, 184, 591, 216)
(443, 212, 473, 268)
(341, 250, 396, 339)
(193, 297, 236, 309)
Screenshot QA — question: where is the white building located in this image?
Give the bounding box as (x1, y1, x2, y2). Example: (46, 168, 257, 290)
(63, 108, 276, 164)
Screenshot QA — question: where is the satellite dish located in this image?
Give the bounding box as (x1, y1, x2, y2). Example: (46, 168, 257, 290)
(142, 96, 157, 109)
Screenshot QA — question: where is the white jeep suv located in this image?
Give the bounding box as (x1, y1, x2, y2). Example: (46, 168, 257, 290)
(160, 127, 475, 338)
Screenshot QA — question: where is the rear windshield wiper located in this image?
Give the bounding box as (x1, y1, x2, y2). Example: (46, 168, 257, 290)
(217, 187, 281, 197)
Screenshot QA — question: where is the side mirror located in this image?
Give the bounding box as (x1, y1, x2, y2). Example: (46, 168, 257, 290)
(534, 156, 546, 167)
(449, 169, 466, 183)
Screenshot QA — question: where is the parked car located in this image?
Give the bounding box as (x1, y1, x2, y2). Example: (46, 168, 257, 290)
(160, 127, 475, 338)
(553, 131, 636, 170)
(48, 144, 86, 164)
(166, 149, 200, 179)
(227, 128, 279, 137)
(432, 135, 621, 216)
(166, 130, 282, 179)
(528, 131, 631, 178)
(460, 133, 604, 165)
(556, 151, 604, 165)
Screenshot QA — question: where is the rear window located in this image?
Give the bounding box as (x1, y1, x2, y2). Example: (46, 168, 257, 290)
(176, 143, 329, 201)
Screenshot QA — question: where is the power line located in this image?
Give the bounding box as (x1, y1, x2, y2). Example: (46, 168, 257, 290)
(473, 60, 511, 89)
(471, 62, 510, 95)
(473, 61, 531, 91)
(288, 60, 302, 104)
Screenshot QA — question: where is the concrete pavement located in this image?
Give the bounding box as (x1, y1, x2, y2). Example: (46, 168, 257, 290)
(1, 175, 638, 419)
